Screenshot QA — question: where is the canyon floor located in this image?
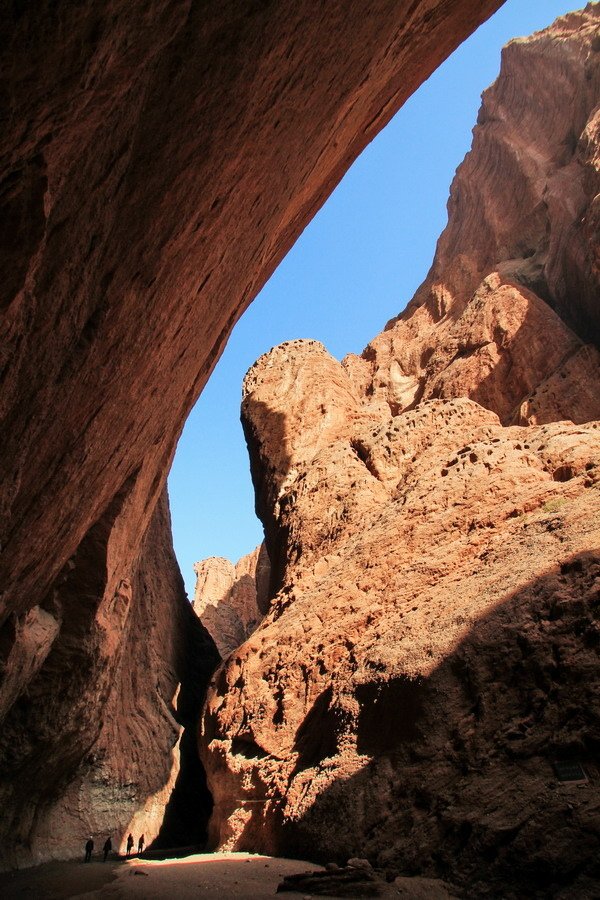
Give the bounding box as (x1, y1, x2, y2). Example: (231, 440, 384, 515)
(0, 852, 458, 899)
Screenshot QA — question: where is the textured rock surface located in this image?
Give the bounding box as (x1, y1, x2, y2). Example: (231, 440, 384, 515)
(193, 545, 271, 659)
(201, 9, 600, 896)
(0, 489, 218, 868)
(345, 274, 600, 427)
(204, 351, 600, 893)
(344, 5, 600, 422)
(0, 0, 503, 867)
(276, 866, 458, 898)
(0, 0, 503, 626)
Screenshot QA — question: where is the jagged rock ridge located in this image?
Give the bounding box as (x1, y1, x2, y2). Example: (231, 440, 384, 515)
(193, 545, 271, 659)
(200, 9, 600, 896)
(344, 5, 600, 423)
(0, 0, 503, 867)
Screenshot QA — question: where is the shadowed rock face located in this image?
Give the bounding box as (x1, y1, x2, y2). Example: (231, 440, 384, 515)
(0, 0, 504, 868)
(0, 0, 504, 621)
(200, 9, 600, 895)
(0, 488, 219, 867)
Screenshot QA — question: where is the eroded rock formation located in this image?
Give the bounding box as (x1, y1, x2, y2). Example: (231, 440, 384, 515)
(201, 9, 600, 895)
(193, 545, 271, 659)
(345, 4, 600, 419)
(0, 0, 503, 867)
(0, 488, 219, 867)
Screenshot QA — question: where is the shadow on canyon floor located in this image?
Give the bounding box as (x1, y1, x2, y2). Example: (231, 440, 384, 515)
(237, 548, 600, 897)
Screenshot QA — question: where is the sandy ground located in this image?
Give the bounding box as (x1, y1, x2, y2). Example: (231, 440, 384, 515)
(0, 852, 457, 899)
(0, 857, 120, 899)
(0, 853, 322, 900)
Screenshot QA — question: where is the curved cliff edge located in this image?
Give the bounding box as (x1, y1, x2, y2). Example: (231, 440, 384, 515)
(0, 0, 502, 869)
(200, 8, 600, 896)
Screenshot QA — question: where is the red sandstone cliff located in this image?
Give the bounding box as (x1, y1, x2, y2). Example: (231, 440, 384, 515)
(0, 0, 503, 867)
(344, 5, 600, 423)
(193, 545, 271, 659)
(200, 9, 600, 895)
(0, 489, 218, 867)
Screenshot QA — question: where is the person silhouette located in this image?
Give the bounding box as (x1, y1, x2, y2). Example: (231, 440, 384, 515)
(137, 834, 145, 854)
(103, 836, 112, 862)
(84, 837, 94, 862)
(126, 833, 134, 856)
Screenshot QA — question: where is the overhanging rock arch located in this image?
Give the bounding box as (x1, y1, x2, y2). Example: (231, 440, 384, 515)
(0, 0, 503, 867)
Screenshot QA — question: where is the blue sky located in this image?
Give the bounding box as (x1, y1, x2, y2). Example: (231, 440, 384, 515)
(168, 0, 582, 599)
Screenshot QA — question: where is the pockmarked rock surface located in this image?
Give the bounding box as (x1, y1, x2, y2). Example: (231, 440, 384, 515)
(193, 545, 271, 659)
(0, 0, 504, 867)
(201, 9, 600, 896)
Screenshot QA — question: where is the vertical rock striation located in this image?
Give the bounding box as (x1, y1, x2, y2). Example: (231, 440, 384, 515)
(0, 488, 219, 868)
(201, 9, 600, 895)
(344, 5, 600, 421)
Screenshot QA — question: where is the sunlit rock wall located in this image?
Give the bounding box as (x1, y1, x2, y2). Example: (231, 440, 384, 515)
(193, 545, 271, 659)
(201, 9, 600, 895)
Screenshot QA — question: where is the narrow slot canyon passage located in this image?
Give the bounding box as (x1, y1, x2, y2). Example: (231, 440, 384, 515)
(1, 1, 599, 898)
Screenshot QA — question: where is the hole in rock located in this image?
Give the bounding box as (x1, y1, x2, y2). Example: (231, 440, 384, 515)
(553, 464, 575, 482)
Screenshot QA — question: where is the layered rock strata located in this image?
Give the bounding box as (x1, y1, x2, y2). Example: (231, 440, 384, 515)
(201, 9, 600, 895)
(0, 0, 503, 866)
(193, 545, 271, 659)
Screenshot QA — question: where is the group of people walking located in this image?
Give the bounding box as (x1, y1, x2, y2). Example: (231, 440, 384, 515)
(84, 833, 145, 862)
